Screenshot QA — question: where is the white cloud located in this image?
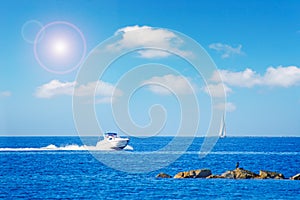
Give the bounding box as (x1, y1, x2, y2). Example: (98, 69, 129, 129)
(226, 102, 236, 112)
(215, 102, 236, 112)
(35, 80, 75, 98)
(209, 43, 244, 58)
(211, 68, 261, 87)
(107, 25, 192, 58)
(263, 66, 300, 87)
(137, 50, 171, 58)
(75, 81, 123, 97)
(142, 74, 196, 95)
(114, 25, 178, 48)
(35, 80, 122, 103)
(95, 97, 115, 104)
(211, 66, 300, 88)
(203, 83, 232, 97)
(0, 91, 12, 97)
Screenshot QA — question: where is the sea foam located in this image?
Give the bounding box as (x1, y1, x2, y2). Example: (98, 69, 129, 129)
(0, 144, 134, 151)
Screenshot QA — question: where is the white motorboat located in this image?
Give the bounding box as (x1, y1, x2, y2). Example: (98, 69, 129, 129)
(96, 132, 129, 150)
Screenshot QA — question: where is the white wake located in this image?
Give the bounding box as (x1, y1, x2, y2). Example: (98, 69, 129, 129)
(0, 144, 134, 151)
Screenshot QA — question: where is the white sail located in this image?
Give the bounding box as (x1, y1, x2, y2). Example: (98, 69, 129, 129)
(219, 115, 226, 138)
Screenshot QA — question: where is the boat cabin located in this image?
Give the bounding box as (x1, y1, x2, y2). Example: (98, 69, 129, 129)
(105, 132, 118, 140)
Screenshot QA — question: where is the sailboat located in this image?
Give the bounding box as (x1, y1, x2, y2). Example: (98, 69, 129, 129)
(219, 114, 226, 138)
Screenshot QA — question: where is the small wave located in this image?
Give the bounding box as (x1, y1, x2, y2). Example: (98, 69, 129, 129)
(0, 144, 134, 152)
(124, 145, 134, 150)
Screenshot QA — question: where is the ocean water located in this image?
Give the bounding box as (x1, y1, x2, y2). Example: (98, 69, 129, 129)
(1, 136, 299, 199)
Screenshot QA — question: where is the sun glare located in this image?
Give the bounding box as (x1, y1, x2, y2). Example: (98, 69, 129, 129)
(52, 40, 68, 56)
(34, 21, 86, 74)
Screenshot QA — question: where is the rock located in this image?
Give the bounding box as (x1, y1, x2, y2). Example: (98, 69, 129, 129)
(290, 173, 300, 180)
(206, 174, 225, 179)
(193, 169, 212, 178)
(221, 168, 259, 179)
(174, 169, 212, 178)
(221, 170, 235, 179)
(156, 172, 172, 178)
(157, 168, 292, 180)
(173, 171, 188, 178)
(235, 168, 259, 179)
(259, 170, 285, 179)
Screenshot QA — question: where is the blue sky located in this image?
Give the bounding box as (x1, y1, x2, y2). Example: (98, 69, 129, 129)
(0, 0, 300, 136)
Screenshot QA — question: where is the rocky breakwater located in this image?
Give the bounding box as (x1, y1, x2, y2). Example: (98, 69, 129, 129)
(290, 173, 300, 180)
(156, 173, 172, 178)
(207, 168, 286, 179)
(173, 169, 212, 179)
(156, 169, 212, 179)
(156, 168, 299, 180)
(258, 170, 285, 179)
(216, 168, 260, 179)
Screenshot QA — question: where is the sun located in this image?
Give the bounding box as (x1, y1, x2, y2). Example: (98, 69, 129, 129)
(33, 21, 86, 74)
(52, 39, 69, 56)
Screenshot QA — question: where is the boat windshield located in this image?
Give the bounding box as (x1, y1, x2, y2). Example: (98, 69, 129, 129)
(105, 133, 118, 138)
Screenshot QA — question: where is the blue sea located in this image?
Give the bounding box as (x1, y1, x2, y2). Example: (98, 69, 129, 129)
(1, 137, 299, 199)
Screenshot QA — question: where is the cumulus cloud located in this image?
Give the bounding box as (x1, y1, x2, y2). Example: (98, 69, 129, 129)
(215, 102, 236, 112)
(203, 83, 232, 97)
(74, 81, 123, 97)
(35, 80, 122, 103)
(35, 80, 75, 98)
(226, 102, 236, 112)
(94, 97, 115, 104)
(0, 91, 12, 97)
(142, 74, 196, 95)
(211, 66, 300, 88)
(263, 66, 300, 87)
(137, 50, 171, 58)
(211, 68, 261, 87)
(107, 25, 192, 58)
(209, 43, 244, 58)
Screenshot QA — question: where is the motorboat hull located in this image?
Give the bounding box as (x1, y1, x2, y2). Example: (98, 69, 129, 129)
(96, 138, 129, 150)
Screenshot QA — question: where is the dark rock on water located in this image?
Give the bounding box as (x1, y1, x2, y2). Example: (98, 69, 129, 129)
(157, 168, 298, 180)
(172, 168, 259, 180)
(220, 171, 235, 179)
(206, 175, 225, 179)
(221, 168, 259, 179)
(208, 169, 288, 180)
(235, 168, 259, 179)
(173, 171, 188, 179)
(173, 169, 212, 179)
(192, 169, 212, 178)
(290, 173, 300, 180)
(259, 170, 285, 179)
(156, 173, 172, 178)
